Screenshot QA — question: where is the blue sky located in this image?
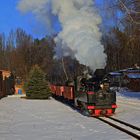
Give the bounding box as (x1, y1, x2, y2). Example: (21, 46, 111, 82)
(0, 0, 47, 38)
(0, 0, 63, 38)
(0, 0, 114, 38)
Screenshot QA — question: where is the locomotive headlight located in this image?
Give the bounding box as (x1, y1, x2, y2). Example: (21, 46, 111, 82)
(100, 84, 104, 89)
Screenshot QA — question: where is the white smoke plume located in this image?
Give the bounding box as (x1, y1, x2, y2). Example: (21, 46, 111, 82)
(17, 0, 106, 71)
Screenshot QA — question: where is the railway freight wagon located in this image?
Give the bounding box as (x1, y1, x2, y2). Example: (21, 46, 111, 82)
(50, 75, 117, 117)
(0, 70, 15, 98)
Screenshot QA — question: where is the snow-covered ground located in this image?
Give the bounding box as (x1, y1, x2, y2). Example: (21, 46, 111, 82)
(115, 90, 140, 128)
(0, 92, 139, 140)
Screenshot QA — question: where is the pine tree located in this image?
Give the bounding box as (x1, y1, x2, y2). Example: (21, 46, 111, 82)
(25, 65, 51, 99)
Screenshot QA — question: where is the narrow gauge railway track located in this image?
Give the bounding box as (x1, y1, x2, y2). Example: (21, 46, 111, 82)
(95, 116, 140, 139)
(107, 116, 140, 131)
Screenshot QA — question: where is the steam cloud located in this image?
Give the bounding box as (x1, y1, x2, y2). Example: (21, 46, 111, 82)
(18, 0, 106, 71)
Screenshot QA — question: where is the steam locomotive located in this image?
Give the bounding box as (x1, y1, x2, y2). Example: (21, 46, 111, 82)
(50, 69, 117, 117)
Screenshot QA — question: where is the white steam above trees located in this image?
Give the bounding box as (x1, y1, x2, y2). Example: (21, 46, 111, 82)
(17, 0, 106, 71)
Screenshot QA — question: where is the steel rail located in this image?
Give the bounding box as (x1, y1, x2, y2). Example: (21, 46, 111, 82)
(106, 116, 140, 131)
(95, 117, 140, 140)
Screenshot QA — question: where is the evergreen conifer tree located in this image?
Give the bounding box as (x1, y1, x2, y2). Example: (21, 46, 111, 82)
(25, 65, 51, 99)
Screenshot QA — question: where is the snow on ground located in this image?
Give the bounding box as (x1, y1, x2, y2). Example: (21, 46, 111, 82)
(0, 95, 136, 140)
(115, 90, 140, 128)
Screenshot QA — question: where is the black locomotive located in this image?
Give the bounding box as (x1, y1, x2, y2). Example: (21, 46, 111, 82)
(74, 75, 117, 116)
(51, 69, 117, 116)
